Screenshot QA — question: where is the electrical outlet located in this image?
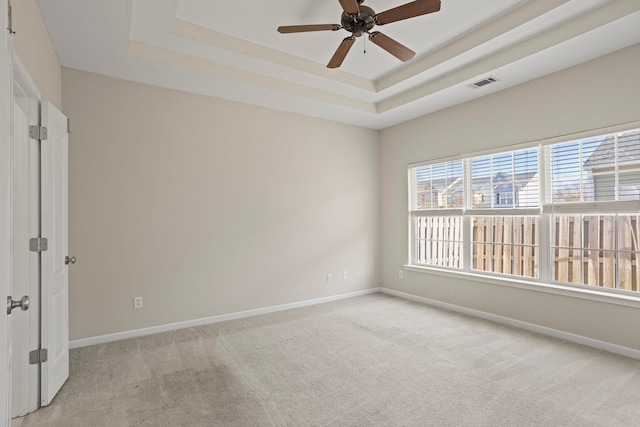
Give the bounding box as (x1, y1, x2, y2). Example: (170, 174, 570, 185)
(398, 270, 404, 279)
(327, 274, 332, 282)
(133, 296, 143, 309)
(343, 271, 348, 280)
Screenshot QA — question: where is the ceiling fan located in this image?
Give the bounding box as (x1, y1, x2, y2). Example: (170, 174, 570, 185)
(277, 0, 442, 69)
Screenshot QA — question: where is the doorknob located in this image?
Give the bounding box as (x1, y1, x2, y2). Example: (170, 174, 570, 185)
(65, 256, 76, 265)
(7, 295, 30, 315)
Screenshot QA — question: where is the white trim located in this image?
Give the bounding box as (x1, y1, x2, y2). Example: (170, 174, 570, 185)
(70, 288, 381, 349)
(380, 288, 640, 361)
(408, 157, 465, 174)
(542, 200, 640, 214)
(407, 139, 542, 169)
(62, 284, 640, 366)
(412, 208, 464, 217)
(537, 213, 551, 280)
(540, 121, 640, 147)
(464, 208, 541, 216)
(407, 121, 640, 170)
(12, 54, 41, 100)
(403, 264, 640, 308)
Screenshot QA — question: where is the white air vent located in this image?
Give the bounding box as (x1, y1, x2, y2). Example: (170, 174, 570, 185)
(470, 76, 499, 89)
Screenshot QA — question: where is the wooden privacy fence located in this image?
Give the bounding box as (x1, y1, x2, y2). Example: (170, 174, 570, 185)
(415, 215, 640, 291)
(472, 217, 538, 278)
(415, 217, 462, 268)
(414, 217, 538, 274)
(553, 215, 639, 291)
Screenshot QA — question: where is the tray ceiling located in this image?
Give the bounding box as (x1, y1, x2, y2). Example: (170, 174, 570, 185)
(37, 0, 640, 129)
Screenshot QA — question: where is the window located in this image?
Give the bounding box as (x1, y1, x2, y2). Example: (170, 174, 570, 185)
(470, 149, 538, 209)
(409, 147, 539, 276)
(411, 160, 463, 210)
(408, 127, 640, 295)
(551, 215, 640, 290)
(410, 160, 464, 269)
(472, 216, 538, 278)
(546, 128, 640, 292)
(415, 217, 462, 268)
(549, 131, 640, 203)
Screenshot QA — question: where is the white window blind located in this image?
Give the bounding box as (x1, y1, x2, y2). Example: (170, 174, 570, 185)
(547, 129, 640, 204)
(410, 160, 463, 210)
(470, 148, 539, 209)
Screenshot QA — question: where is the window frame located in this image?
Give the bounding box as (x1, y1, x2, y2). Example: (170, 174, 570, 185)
(407, 122, 640, 300)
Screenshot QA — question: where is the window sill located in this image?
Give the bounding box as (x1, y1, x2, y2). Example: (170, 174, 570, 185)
(403, 265, 640, 309)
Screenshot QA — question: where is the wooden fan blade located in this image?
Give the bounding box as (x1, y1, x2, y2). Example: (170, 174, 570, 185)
(374, 0, 441, 25)
(278, 24, 341, 33)
(339, 0, 360, 15)
(369, 32, 415, 62)
(327, 37, 356, 69)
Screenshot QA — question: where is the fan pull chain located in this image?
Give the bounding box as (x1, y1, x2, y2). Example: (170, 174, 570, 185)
(363, 36, 367, 54)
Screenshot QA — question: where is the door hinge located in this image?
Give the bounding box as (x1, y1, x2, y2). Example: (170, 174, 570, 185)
(29, 125, 48, 141)
(7, 1, 15, 34)
(29, 349, 48, 365)
(29, 237, 48, 252)
(67, 118, 71, 134)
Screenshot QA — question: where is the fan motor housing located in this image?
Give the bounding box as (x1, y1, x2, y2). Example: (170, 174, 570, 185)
(341, 5, 376, 37)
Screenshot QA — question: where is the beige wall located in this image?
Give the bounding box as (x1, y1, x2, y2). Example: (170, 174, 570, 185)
(63, 68, 380, 340)
(380, 43, 640, 351)
(11, 0, 61, 108)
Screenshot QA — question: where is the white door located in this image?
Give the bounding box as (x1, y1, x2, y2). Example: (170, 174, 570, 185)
(10, 74, 40, 418)
(1, 0, 12, 422)
(40, 101, 69, 406)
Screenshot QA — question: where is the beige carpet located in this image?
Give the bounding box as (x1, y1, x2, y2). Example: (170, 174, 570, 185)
(12, 293, 640, 426)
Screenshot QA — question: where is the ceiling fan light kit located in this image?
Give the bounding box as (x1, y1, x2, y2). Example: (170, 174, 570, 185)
(277, 0, 441, 69)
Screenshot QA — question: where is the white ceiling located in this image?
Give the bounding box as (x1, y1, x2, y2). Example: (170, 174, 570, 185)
(37, 0, 640, 129)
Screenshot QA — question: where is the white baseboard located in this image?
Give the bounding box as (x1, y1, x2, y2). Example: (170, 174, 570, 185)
(69, 288, 381, 349)
(71, 286, 640, 361)
(380, 288, 640, 360)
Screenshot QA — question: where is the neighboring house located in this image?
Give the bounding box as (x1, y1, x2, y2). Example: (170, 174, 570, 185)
(417, 171, 537, 209)
(471, 171, 538, 208)
(519, 173, 539, 207)
(415, 177, 463, 209)
(583, 130, 640, 201)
